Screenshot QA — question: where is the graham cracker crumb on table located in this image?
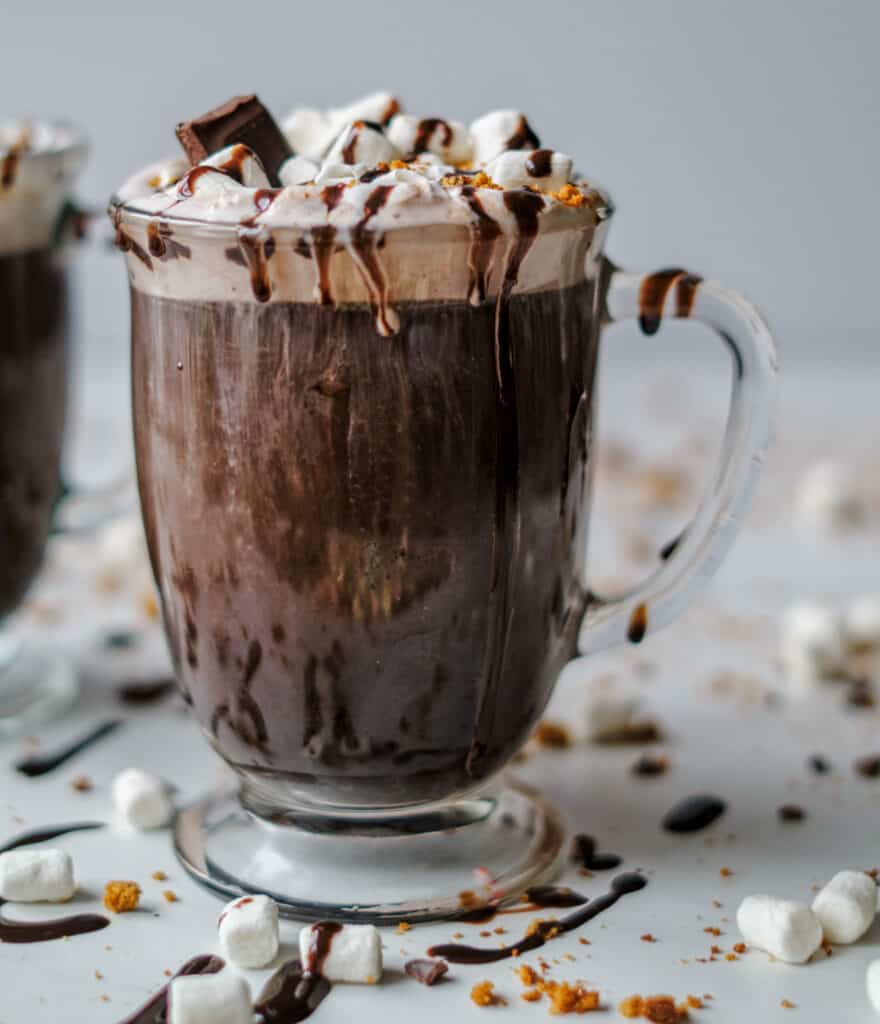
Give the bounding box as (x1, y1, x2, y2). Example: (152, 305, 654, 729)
(781, 999, 795, 1009)
(471, 981, 506, 1007)
(521, 988, 542, 1003)
(151, 870, 167, 881)
(71, 775, 92, 792)
(396, 921, 412, 934)
(719, 866, 734, 878)
(686, 995, 703, 1009)
(162, 890, 178, 903)
(94, 970, 103, 980)
(619, 994, 689, 1022)
(532, 720, 571, 748)
(103, 880, 141, 913)
(733, 942, 746, 954)
(619, 996, 644, 1019)
(640, 933, 657, 942)
(703, 926, 721, 936)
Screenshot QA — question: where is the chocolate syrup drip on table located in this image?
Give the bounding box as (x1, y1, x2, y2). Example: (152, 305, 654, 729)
(428, 872, 647, 964)
(348, 185, 396, 336)
(638, 268, 703, 335)
(662, 794, 727, 833)
(117, 678, 176, 705)
(115, 954, 224, 1024)
(458, 885, 588, 924)
(15, 719, 122, 777)
(466, 189, 544, 777)
(570, 834, 623, 871)
(255, 958, 331, 1023)
(0, 821, 108, 943)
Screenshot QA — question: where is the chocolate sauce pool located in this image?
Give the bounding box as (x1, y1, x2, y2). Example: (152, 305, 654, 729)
(15, 719, 122, 777)
(0, 821, 108, 943)
(428, 872, 647, 963)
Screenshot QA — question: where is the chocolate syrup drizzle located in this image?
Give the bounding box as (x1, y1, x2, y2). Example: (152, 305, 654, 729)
(638, 268, 703, 335)
(410, 118, 453, 158)
(525, 149, 553, 178)
(235, 189, 280, 302)
(146, 220, 191, 261)
(458, 885, 588, 924)
(428, 872, 647, 963)
(346, 185, 398, 336)
(253, 922, 339, 1022)
(116, 954, 225, 1024)
(626, 602, 648, 644)
(210, 638, 268, 752)
(15, 719, 122, 777)
(505, 116, 541, 152)
(467, 189, 544, 776)
(0, 821, 109, 943)
(112, 208, 153, 270)
(460, 186, 501, 306)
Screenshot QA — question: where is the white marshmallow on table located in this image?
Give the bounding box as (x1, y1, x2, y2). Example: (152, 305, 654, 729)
(469, 109, 539, 165)
(112, 768, 173, 830)
(484, 149, 572, 193)
(168, 969, 252, 1024)
(0, 848, 75, 902)
(299, 922, 382, 983)
(200, 144, 270, 189)
(583, 689, 642, 742)
(324, 121, 399, 168)
(845, 595, 880, 651)
(812, 870, 877, 944)
(795, 460, 868, 535)
(282, 107, 339, 161)
(278, 155, 320, 187)
(218, 894, 280, 968)
(867, 959, 880, 1015)
(736, 895, 823, 963)
(385, 114, 472, 164)
(779, 600, 845, 683)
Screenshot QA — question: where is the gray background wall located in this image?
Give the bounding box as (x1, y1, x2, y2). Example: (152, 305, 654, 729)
(4, 0, 878, 338)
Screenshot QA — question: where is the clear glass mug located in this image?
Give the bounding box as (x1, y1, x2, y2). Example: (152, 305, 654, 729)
(112, 187, 776, 921)
(0, 118, 89, 736)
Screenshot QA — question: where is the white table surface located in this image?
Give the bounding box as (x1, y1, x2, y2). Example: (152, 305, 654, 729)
(2, 325, 879, 1023)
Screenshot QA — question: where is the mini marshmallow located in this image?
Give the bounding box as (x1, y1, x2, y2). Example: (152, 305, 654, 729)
(470, 109, 540, 165)
(795, 460, 868, 535)
(736, 895, 823, 964)
(298, 922, 382, 983)
(112, 768, 173, 830)
(812, 870, 877, 944)
(218, 894, 280, 968)
(282, 107, 338, 160)
(385, 114, 472, 164)
(867, 959, 880, 1014)
(314, 162, 363, 186)
(485, 149, 572, 193)
(583, 690, 642, 742)
(330, 91, 401, 130)
(169, 969, 252, 1024)
(0, 848, 75, 902)
(845, 595, 880, 651)
(200, 144, 270, 189)
(278, 155, 319, 187)
(779, 600, 845, 683)
(324, 121, 399, 168)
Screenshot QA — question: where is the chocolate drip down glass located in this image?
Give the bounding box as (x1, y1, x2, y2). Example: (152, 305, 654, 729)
(112, 183, 776, 921)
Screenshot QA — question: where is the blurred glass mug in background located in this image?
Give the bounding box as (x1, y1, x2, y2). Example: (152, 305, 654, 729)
(111, 99, 777, 922)
(0, 118, 88, 736)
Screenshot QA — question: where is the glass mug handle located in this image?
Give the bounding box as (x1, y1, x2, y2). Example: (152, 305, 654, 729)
(578, 264, 779, 655)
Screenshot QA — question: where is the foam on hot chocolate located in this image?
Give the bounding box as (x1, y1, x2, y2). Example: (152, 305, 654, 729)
(111, 92, 610, 317)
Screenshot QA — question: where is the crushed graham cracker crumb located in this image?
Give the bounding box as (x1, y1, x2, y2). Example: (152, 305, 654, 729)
(396, 921, 412, 934)
(724, 953, 737, 961)
(719, 867, 733, 878)
(619, 996, 644, 1019)
(94, 970, 103, 980)
(643, 995, 685, 1022)
(703, 926, 721, 936)
(686, 996, 703, 1009)
(532, 720, 571, 748)
(163, 890, 177, 903)
(521, 988, 542, 1002)
(517, 965, 538, 986)
(640, 933, 657, 942)
(526, 917, 559, 938)
(781, 999, 795, 1009)
(733, 942, 746, 954)
(551, 184, 587, 208)
(151, 870, 167, 881)
(390, 160, 407, 169)
(71, 775, 92, 792)
(471, 981, 506, 1007)
(103, 881, 141, 914)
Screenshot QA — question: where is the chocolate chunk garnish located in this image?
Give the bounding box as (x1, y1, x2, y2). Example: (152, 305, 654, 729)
(778, 804, 806, 822)
(175, 95, 291, 186)
(405, 958, 449, 986)
(661, 794, 726, 833)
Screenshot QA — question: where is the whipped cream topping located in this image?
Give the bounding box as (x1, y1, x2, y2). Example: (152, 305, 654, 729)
(112, 92, 611, 325)
(0, 117, 88, 253)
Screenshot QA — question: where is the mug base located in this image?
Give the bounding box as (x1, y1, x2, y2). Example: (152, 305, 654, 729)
(173, 776, 565, 924)
(0, 635, 78, 739)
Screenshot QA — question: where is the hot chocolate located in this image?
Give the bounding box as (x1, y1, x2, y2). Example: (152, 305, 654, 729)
(115, 92, 606, 808)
